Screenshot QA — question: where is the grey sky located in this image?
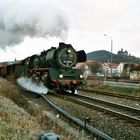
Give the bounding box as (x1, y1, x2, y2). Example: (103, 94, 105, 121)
(49, 0, 140, 56)
(0, 0, 140, 62)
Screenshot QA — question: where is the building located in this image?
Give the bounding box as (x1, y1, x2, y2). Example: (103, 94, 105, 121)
(117, 48, 128, 56)
(102, 62, 119, 76)
(130, 71, 140, 80)
(117, 62, 125, 74)
(77, 60, 140, 80)
(76, 60, 102, 78)
(129, 64, 140, 80)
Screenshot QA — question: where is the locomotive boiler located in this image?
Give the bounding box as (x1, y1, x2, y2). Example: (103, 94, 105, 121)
(16, 42, 86, 94)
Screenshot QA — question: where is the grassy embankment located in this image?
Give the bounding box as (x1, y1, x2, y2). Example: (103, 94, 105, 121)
(87, 83, 140, 97)
(0, 78, 41, 139)
(0, 77, 77, 140)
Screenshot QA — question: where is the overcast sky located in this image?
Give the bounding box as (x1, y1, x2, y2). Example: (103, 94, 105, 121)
(0, 0, 140, 62)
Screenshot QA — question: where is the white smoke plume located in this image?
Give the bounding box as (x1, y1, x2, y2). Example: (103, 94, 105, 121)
(0, 0, 69, 48)
(17, 76, 48, 94)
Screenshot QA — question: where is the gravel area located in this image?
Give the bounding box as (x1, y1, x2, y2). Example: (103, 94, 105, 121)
(48, 95, 140, 140)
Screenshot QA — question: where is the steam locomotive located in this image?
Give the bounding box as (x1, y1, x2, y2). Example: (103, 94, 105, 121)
(15, 42, 86, 94)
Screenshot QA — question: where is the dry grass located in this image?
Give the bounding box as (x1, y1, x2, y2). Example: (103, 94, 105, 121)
(0, 97, 40, 140)
(0, 78, 45, 139)
(0, 77, 78, 140)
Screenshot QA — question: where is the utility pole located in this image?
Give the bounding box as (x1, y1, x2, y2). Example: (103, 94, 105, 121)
(104, 34, 113, 76)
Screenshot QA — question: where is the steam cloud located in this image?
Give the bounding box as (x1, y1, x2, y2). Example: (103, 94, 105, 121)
(17, 76, 48, 94)
(0, 0, 69, 48)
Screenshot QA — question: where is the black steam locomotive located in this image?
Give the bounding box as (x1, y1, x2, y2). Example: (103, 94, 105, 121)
(16, 42, 86, 94)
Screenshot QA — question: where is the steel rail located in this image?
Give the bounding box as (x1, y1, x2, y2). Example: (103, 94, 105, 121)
(41, 94, 114, 140)
(76, 94, 140, 114)
(81, 89, 140, 101)
(63, 95, 140, 124)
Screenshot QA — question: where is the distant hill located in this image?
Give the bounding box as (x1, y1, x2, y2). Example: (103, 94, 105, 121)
(87, 50, 140, 64)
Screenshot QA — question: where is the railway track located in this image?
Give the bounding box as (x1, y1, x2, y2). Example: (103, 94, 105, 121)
(18, 86, 140, 139)
(57, 94, 140, 125)
(40, 94, 114, 140)
(41, 94, 113, 140)
(81, 89, 140, 101)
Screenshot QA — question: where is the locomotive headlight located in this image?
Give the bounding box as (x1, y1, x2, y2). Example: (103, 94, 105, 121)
(80, 75, 83, 78)
(59, 74, 63, 79)
(68, 49, 71, 53)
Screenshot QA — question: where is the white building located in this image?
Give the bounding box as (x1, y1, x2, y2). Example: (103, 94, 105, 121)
(117, 62, 125, 74)
(130, 71, 140, 80)
(102, 63, 110, 74)
(102, 62, 119, 76)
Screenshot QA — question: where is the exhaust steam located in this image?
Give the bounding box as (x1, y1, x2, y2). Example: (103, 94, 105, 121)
(17, 76, 48, 94)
